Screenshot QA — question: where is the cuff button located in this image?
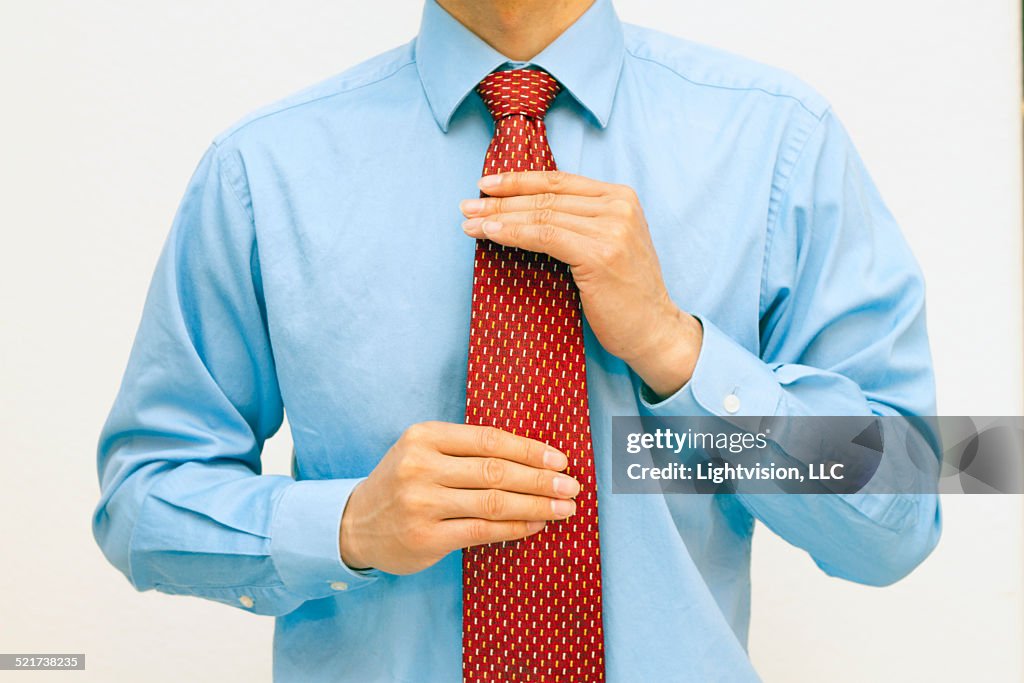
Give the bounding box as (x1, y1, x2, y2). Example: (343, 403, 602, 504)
(238, 595, 255, 609)
(330, 581, 349, 591)
(723, 393, 741, 414)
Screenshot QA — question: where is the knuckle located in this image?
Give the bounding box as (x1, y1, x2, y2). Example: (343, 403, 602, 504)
(534, 469, 549, 495)
(511, 521, 533, 539)
(609, 242, 627, 263)
(534, 192, 556, 210)
(538, 223, 558, 246)
(401, 423, 423, 444)
(595, 243, 618, 266)
(394, 454, 414, 480)
(478, 426, 502, 455)
(403, 422, 431, 444)
(524, 440, 544, 467)
(608, 197, 632, 217)
(534, 496, 552, 517)
(617, 183, 639, 201)
(481, 489, 505, 518)
(548, 170, 567, 187)
(482, 458, 506, 487)
(395, 450, 426, 481)
(467, 519, 489, 544)
(534, 208, 554, 225)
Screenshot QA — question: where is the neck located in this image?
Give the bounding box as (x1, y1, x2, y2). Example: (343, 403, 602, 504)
(436, 0, 595, 62)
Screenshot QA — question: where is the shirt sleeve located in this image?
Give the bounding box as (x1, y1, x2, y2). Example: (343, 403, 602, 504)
(92, 144, 379, 617)
(638, 109, 941, 586)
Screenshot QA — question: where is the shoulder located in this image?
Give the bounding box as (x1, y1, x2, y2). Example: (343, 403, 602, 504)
(622, 23, 830, 120)
(212, 41, 418, 148)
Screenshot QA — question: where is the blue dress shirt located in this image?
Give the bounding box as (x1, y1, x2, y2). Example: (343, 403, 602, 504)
(94, 1, 941, 680)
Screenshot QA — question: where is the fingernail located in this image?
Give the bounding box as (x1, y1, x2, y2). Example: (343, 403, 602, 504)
(460, 198, 485, 215)
(482, 221, 502, 235)
(478, 175, 501, 190)
(551, 499, 576, 517)
(462, 217, 483, 233)
(527, 521, 546, 534)
(553, 475, 580, 497)
(543, 449, 568, 470)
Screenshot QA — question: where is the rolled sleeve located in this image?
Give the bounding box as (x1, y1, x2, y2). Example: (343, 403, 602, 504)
(270, 477, 380, 599)
(638, 315, 783, 418)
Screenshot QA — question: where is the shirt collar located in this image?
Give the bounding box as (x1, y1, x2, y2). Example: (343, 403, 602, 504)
(414, 0, 625, 132)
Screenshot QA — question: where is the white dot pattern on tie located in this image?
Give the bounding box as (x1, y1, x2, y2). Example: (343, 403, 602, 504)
(463, 69, 605, 683)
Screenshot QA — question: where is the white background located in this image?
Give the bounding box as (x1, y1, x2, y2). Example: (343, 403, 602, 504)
(1, 1, 1021, 681)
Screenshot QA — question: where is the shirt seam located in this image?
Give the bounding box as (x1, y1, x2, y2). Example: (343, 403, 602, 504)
(216, 59, 417, 145)
(758, 110, 832, 321)
(212, 142, 257, 228)
(209, 144, 282, 410)
(623, 46, 826, 120)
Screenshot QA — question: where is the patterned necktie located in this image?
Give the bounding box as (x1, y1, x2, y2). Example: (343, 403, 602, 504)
(462, 69, 605, 682)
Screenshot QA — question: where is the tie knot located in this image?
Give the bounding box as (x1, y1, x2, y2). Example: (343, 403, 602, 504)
(477, 69, 561, 121)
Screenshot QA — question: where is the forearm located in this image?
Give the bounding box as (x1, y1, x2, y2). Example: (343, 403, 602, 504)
(94, 452, 377, 616)
(742, 491, 940, 586)
(637, 316, 941, 584)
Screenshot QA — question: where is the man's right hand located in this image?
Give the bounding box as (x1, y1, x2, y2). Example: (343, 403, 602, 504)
(339, 421, 580, 575)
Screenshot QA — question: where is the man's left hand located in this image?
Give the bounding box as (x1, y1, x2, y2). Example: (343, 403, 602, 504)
(460, 171, 703, 399)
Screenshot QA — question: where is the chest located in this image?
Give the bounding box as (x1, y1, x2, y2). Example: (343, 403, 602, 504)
(248, 107, 770, 476)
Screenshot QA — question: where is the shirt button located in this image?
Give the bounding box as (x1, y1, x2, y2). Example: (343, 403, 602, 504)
(723, 393, 741, 414)
(238, 595, 255, 609)
(330, 581, 349, 591)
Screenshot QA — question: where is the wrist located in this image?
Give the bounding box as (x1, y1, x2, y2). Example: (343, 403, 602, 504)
(339, 481, 370, 570)
(627, 303, 703, 400)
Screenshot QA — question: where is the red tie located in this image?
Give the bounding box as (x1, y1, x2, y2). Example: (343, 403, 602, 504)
(462, 69, 605, 682)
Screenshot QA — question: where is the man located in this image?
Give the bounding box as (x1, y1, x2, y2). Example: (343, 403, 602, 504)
(93, 0, 941, 680)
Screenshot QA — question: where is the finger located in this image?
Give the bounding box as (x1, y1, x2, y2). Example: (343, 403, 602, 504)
(439, 456, 581, 498)
(465, 220, 590, 266)
(463, 210, 598, 237)
(478, 171, 609, 198)
(428, 423, 568, 471)
(445, 488, 576, 522)
(439, 518, 547, 549)
(460, 193, 607, 218)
